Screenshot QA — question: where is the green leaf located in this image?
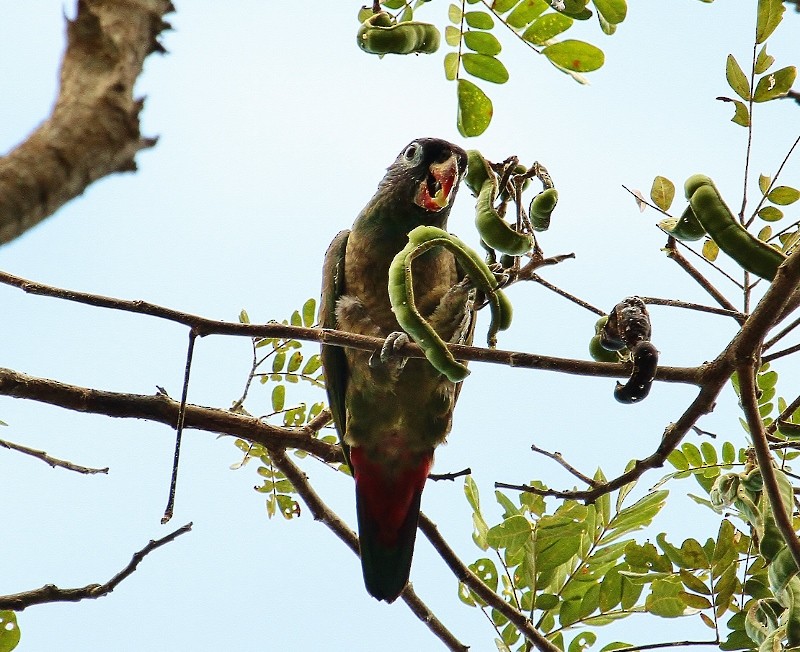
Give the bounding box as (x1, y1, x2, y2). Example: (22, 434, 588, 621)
(492, 0, 519, 12)
(593, 0, 627, 24)
(682, 442, 702, 467)
(569, 632, 597, 652)
(448, 3, 463, 23)
(680, 568, 711, 595)
(0, 611, 21, 652)
(487, 514, 532, 553)
(756, 0, 785, 44)
(700, 442, 718, 465)
(650, 176, 675, 211)
(506, 0, 549, 28)
(767, 186, 800, 205)
(599, 564, 624, 611)
(522, 13, 573, 45)
(755, 43, 775, 74)
(464, 475, 481, 512)
(721, 441, 736, 465)
(543, 39, 604, 72)
(656, 534, 708, 570)
(290, 310, 302, 326)
(759, 174, 772, 195)
(287, 351, 303, 373)
(758, 225, 772, 241)
(753, 66, 797, 102)
(239, 309, 250, 324)
(725, 54, 750, 100)
(470, 557, 499, 591)
(301, 355, 321, 375)
(464, 30, 502, 55)
(271, 384, 285, 412)
(667, 449, 689, 471)
(457, 79, 493, 137)
(646, 577, 688, 617)
(272, 350, 286, 373)
(445, 25, 461, 47)
(560, 598, 583, 627)
(302, 298, 316, 327)
(444, 52, 459, 80)
(758, 206, 783, 222)
(717, 97, 749, 127)
(462, 53, 509, 84)
(680, 591, 713, 610)
(465, 10, 494, 29)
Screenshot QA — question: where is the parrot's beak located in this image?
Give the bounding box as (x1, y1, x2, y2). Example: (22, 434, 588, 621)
(414, 153, 461, 212)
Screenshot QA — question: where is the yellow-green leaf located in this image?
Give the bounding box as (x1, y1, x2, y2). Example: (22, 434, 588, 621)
(457, 78, 493, 137)
(753, 66, 797, 102)
(271, 384, 285, 412)
(755, 43, 775, 74)
(725, 54, 750, 100)
(448, 3, 463, 23)
(650, 175, 675, 212)
(717, 97, 749, 127)
(593, 0, 627, 24)
(522, 13, 573, 45)
(463, 30, 502, 55)
(507, 0, 549, 28)
(0, 611, 21, 652)
(758, 206, 783, 222)
(702, 239, 719, 262)
(462, 53, 509, 84)
(756, 0, 785, 44)
(759, 173, 771, 195)
(464, 10, 494, 29)
(543, 39, 604, 72)
(445, 25, 461, 46)
(767, 186, 800, 205)
(444, 51, 459, 80)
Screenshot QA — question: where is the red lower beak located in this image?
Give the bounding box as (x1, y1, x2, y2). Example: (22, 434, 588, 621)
(414, 154, 461, 212)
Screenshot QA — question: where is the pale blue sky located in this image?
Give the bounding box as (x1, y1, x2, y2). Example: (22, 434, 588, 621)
(1, 2, 799, 650)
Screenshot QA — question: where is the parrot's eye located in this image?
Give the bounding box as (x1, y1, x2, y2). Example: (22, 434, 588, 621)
(403, 144, 421, 163)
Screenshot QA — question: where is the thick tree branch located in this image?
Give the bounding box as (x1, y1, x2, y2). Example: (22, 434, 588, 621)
(267, 448, 469, 652)
(0, 367, 343, 463)
(0, 269, 702, 385)
(0, 436, 108, 474)
(0, 522, 192, 610)
(0, 0, 173, 244)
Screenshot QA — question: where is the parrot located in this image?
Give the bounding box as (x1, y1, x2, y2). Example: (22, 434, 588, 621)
(319, 137, 475, 602)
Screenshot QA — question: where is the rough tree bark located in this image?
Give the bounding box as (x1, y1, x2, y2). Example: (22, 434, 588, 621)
(0, 0, 173, 245)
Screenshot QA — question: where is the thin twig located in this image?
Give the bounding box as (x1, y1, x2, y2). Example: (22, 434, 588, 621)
(528, 273, 604, 316)
(162, 330, 197, 525)
(762, 342, 800, 364)
(0, 437, 108, 474)
(530, 444, 596, 486)
(663, 244, 741, 311)
(429, 468, 472, 482)
(267, 447, 469, 652)
(763, 314, 800, 351)
(0, 522, 192, 611)
(638, 296, 745, 321)
(739, 363, 800, 572)
(616, 639, 719, 652)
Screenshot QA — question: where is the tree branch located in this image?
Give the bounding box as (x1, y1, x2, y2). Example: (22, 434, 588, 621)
(0, 269, 702, 385)
(418, 514, 559, 652)
(0, 522, 192, 610)
(267, 448, 469, 652)
(0, 436, 108, 474)
(0, 0, 173, 244)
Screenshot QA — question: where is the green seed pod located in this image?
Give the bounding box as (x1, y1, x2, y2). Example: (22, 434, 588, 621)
(389, 226, 512, 381)
(614, 341, 658, 404)
(659, 204, 706, 241)
(499, 254, 516, 269)
(687, 178, 786, 281)
(464, 150, 493, 196)
(475, 179, 533, 256)
(529, 188, 558, 232)
(357, 13, 440, 55)
(683, 174, 715, 200)
(589, 334, 618, 362)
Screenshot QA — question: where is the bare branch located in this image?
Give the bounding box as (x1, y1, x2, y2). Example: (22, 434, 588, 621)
(267, 448, 469, 652)
(638, 296, 745, 321)
(418, 514, 559, 652)
(0, 269, 702, 385)
(529, 273, 604, 316)
(0, 0, 173, 244)
(530, 443, 596, 486)
(0, 437, 108, 474)
(429, 468, 472, 482)
(663, 244, 742, 314)
(740, 364, 800, 571)
(0, 522, 192, 611)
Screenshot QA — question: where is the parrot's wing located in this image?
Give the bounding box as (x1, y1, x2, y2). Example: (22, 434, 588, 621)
(320, 229, 350, 447)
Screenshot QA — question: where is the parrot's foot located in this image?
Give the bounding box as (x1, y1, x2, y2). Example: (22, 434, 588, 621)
(369, 331, 409, 370)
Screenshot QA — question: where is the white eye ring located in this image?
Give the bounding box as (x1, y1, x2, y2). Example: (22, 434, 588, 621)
(403, 143, 421, 163)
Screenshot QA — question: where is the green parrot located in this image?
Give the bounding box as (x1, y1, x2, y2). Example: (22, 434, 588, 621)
(320, 138, 474, 602)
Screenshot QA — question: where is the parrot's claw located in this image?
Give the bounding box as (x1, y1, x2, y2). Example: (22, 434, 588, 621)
(369, 331, 410, 370)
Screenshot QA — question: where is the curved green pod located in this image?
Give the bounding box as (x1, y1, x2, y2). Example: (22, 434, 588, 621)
(529, 188, 559, 232)
(659, 204, 706, 241)
(389, 226, 511, 381)
(685, 175, 787, 281)
(357, 13, 440, 55)
(464, 150, 493, 196)
(475, 179, 533, 256)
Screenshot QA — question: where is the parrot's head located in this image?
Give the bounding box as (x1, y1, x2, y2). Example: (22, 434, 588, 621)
(380, 138, 468, 226)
